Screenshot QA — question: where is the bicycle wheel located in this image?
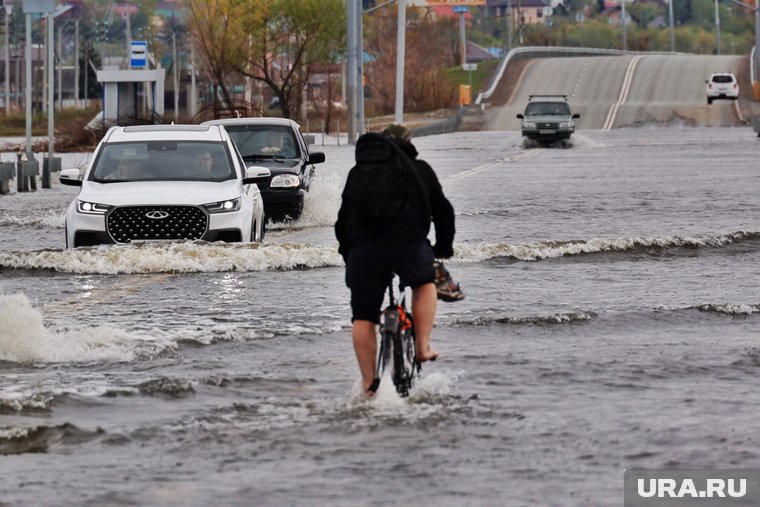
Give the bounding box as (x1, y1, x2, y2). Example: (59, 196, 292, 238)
(370, 305, 398, 394)
(391, 308, 418, 397)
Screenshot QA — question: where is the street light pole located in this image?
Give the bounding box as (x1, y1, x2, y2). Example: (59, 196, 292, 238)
(4, 2, 11, 115)
(668, 0, 675, 52)
(24, 10, 31, 159)
(715, 0, 721, 54)
(346, 0, 357, 143)
(621, 0, 628, 51)
(394, 0, 405, 124)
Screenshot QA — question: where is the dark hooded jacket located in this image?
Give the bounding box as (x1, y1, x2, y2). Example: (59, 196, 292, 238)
(335, 136, 455, 260)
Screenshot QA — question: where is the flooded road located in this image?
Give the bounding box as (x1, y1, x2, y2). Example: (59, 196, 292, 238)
(1, 126, 759, 506)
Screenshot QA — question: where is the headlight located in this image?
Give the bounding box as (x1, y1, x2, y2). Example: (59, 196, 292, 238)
(559, 121, 574, 128)
(77, 200, 112, 215)
(203, 198, 242, 213)
(523, 122, 537, 129)
(270, 174, 300, 188)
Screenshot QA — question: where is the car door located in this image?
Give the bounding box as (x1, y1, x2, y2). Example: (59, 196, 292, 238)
(295, 127, 315, 191)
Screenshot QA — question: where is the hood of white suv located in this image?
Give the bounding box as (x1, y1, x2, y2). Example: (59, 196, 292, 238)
(78, 180, 242, 206)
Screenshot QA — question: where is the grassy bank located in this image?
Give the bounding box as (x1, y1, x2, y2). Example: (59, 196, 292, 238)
(0, 108, 100, 137)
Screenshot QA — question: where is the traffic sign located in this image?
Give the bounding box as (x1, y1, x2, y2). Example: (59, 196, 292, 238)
(462, 63, 478, 71)
(453, 5, 470, 12)
(130, 41, 148, 68)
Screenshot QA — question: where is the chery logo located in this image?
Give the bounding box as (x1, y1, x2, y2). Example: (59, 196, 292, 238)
(145, 210, 170, 220)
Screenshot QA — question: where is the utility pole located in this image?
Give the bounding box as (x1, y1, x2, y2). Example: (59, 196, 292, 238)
(346, 0, 357, 143)
(621, 0, 628, 51)
(458, 10, 467, 65)
(125, 9, 131, 68)
(715, 0, 721, 54)
(24, 8, 31, 159)
(172, 32, 178, 120)
(190, 43, 197, 117)
(46, 9, 54, 161)
(394, 0, 405, 124)
(356, 0, 364, 136)
(74, 19, 79, 108)
(668, 0, 675, 52)
(57, 25, 61, 109)
(4, 1, 11, 115)
(507, 0, 512, 53)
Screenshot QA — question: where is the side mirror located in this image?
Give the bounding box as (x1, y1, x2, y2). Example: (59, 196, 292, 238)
(307, 152, 325, 165)
(243, 165, 271, 185)
(60, 168, 83, 187)
(516, 114, 524, 119)
(572, 113, 580, 119)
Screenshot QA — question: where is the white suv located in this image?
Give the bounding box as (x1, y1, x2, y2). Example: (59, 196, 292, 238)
(59, 124, 270, 248)
(706, 73, 739, 104)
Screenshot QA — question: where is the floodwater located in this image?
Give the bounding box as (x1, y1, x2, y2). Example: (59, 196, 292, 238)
(1, 126, 759, 506)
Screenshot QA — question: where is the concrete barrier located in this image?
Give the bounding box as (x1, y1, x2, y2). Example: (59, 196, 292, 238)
(0, 162, 14, 194)
(16, 159, 39, 192)
(42, 156, 61, 188)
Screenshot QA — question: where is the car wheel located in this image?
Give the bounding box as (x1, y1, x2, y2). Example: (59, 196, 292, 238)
(252, 214, 266, 242)
(707, 97, 713, 105)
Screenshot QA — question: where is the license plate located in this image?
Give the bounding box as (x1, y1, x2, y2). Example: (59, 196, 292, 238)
(539, 129, 555, 134)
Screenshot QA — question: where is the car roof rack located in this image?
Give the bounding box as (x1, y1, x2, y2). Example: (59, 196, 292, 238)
(528, 94, 568, 101)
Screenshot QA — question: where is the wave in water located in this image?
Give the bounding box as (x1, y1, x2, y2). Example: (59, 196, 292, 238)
(450, 311, 597, 327)
(453, 230, 760, 263)
(0, 242, 343, 274)
(0, 293, 175, 363)
(691, 303, 760, 316)
(0, 211, 66, 228)
(1, 230, 757, 274)
(0, 422, 104, 455)
(269, 172, 343, 231)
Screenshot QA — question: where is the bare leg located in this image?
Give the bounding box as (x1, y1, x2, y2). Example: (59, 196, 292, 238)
(352, 320, 377, 394)
(411, 282, 439, 362)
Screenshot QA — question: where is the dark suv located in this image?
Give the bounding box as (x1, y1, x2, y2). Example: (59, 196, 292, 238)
(517, 95, 580, 143)
(202, 117, 325, 221)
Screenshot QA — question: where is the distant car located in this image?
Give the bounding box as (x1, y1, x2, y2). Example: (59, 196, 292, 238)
(59, 124, 270, 249)
(706, 73, 739, 104)
(201, 117, 326, 221)
(516, 95, 580, 143)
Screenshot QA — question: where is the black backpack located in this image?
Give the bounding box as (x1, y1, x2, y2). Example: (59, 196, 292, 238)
(344, 132, 430, 227)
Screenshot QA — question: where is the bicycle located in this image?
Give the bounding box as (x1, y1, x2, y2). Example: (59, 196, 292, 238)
(367, 278, 420, 398)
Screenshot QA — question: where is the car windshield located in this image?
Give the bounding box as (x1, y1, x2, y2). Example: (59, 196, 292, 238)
(711, 75, 734, 83)
(525, 102, 571, 116)
(224, 125, 301, 160)
(90, 141, 235, 183)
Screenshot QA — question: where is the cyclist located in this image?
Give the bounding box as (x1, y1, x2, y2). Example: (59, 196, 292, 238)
(335, 124, 455, 396)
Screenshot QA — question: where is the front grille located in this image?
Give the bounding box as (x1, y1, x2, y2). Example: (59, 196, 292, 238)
(539, 122, 559, 129)
(107, 205, 208, 243)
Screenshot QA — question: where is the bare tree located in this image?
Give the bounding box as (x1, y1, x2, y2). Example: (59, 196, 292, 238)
(230, 0, 346, 119)
(364, 5, 458, 116)
(187, 0, 249, 115)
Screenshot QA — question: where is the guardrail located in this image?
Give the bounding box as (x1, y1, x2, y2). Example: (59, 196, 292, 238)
(410, 108, 464, 137)
(475, 46, 629, 105)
